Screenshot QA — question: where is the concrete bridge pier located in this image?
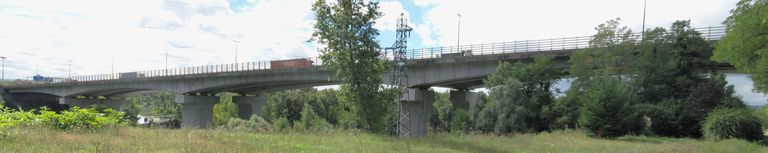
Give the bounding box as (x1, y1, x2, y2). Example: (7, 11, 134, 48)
(58, 97, 129, 110)
(450, 90, 480, 113)
(399, 88, 433, 138)
(233, 95, 267, 119)
(176, 95, 218, 128)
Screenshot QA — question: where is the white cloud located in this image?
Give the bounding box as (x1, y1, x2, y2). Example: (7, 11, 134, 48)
(413, 0, 738, 48)
(375, 1, 412, 32)
(727, 74, 768, 106)
(0, 0, 317, 79)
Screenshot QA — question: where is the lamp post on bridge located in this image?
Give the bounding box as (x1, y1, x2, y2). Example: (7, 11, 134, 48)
(233, 40, 240, 64)
(233, 40, 240, 71)
(66, 60, 72, 79)
(111, 56, 115, 74)
(457, 13, 462, 53)
(641, 0, 647, 40)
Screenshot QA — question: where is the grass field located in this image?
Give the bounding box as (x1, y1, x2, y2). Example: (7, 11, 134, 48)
(0, 127, 765, 153)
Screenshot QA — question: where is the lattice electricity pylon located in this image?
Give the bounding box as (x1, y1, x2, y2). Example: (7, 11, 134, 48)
(384, 13, 412, 137)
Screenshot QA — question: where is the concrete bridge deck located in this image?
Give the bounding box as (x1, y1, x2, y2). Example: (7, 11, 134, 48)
(0, 26, 731, 137)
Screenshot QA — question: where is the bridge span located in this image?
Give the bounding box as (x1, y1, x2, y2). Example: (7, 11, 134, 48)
(0, 26, 730, 137)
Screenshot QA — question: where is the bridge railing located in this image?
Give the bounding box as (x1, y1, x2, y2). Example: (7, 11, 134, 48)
(12, 56, 325, 87)
(393, 26, 726, 60)
(10, 26, 725, 87)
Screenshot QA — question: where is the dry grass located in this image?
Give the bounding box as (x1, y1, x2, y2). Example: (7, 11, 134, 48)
(0, 127, 764, 153)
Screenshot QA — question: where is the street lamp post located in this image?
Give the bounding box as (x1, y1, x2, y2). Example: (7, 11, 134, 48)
(457, 14, 462, 54)
(233, 40, 240, 64)
(232, 40, 240, 70)
(165, 49, 169, 69)
(66, 60, 72, 78)
(641, 0, 647, 40)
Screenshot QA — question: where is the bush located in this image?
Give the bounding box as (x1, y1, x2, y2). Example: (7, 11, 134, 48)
(702, 108, 764, 141)
(272, 117, 290, 131)
(754, 106, 768, 130)
(222, 115, 271, 132)
(634, 100, 679, 136)
(578, 77, 644, 138)
(430, 92, 452, 132)
(1, 107, 128, 130)
(450, 109, 470, 132)
(213, 94, 238, 126)
(294, 104, 331, 131)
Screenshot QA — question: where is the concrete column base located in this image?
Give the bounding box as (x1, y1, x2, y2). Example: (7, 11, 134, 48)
(176, 95, 218, 128)
(450, 90, 480, 112)
(233, 96, 267, 119)
(399, 88, 433, 138)
(58, 97, 129, 110)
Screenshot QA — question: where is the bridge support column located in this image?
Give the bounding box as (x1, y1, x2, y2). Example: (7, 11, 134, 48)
(399, 88, 433, 138)
(233, 95, 267, 119)
(176, 95, 218, 128)
(450, 90, 479, 112)
(59, 98, 129, 110)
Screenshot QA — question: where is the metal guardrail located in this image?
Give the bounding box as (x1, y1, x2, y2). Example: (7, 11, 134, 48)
(395, 26, 726, 60)
(8, 26, 726, 88)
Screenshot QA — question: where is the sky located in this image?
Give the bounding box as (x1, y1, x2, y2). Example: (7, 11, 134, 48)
(0, 0, 765, 105)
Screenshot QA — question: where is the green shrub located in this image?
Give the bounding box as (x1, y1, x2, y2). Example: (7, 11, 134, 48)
(450, 109, 470, 132)
(634, 100, 679, 136)
(294, 104, 331, 131)
(0, 107, 37, 128)
(578, 77, 644, 138)
(213, 94, 238, 126)
(702, 108, 764, 141)
(753, 106, 768, 130)
(430, 92, 452, 132)
(273, 117, 290, 131)
(222, 115, 271, 132)
(0, 107, 127, 130)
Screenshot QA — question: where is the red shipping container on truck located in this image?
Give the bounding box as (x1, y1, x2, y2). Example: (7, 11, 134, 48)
(270, 58, 312, 69)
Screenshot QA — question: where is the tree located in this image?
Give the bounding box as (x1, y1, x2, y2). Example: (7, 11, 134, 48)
(213, 93, 238, 126)
(478, 56, 561, 133)
(578, 77, 644, 138)
(563, 19, 638, 128)
(567, 19, 644, 138)
(430, 92, 452, 132)
(311, 0, 390, 133)
(294, 103, 331, 130)
(569, 18, 637, 85)
(714, 0, 768, 93)
(632, 21, 745, 137)
(262, 89, 337, 124)
(129, 91, 181, 119)
(121, 101, 142, 124)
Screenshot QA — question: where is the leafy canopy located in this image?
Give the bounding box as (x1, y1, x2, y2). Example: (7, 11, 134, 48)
(714, 0, 768, 93)
(311, 0, 391, 133)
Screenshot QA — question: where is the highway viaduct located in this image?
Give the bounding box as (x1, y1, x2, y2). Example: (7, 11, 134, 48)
(0, 26, 731, 137)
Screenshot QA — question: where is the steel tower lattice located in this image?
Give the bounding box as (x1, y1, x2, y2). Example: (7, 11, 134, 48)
(385, 13, 412, 137)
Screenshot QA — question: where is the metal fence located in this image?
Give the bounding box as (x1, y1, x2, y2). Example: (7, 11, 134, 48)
(396, 26, 726, 60)
(11, 26, 726, 87)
